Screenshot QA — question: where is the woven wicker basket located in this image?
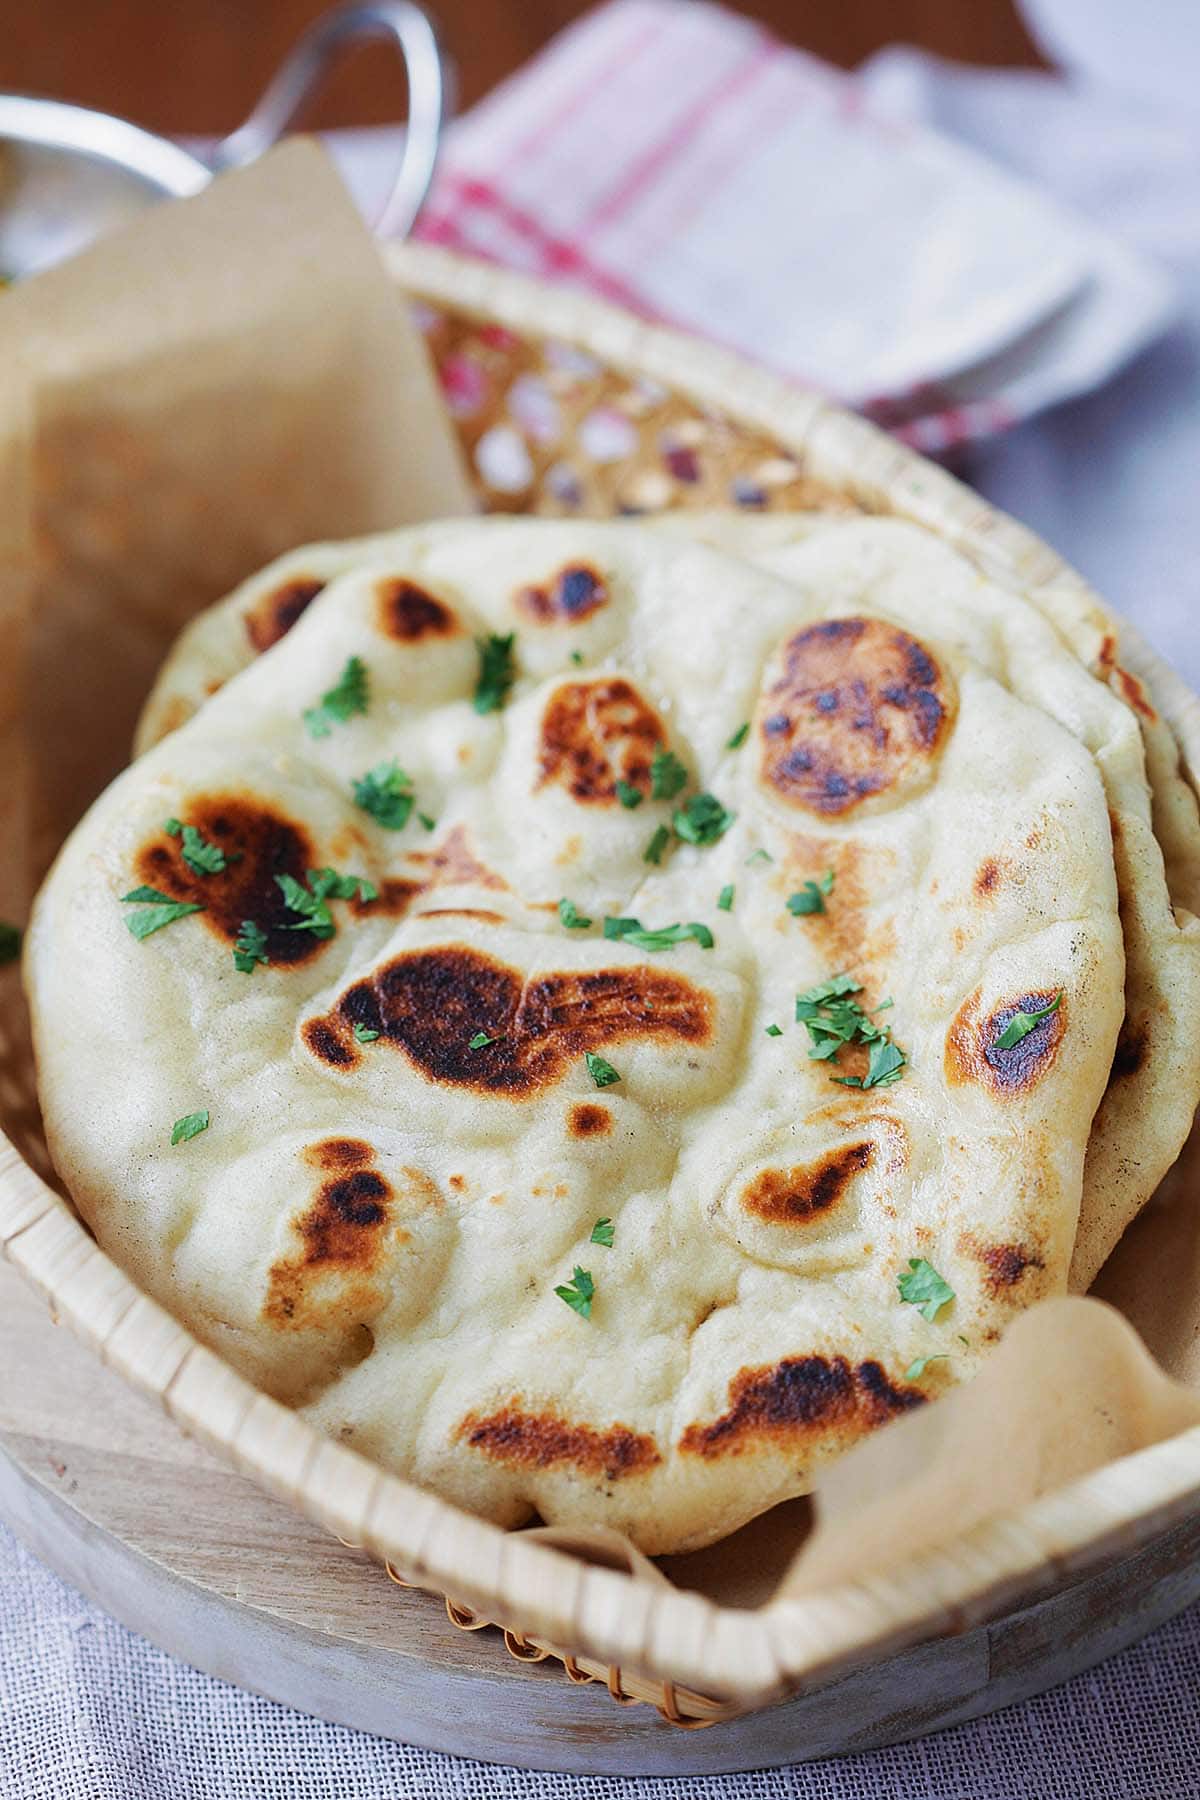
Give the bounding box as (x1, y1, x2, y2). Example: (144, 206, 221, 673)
(4, 239, 1200, 1729)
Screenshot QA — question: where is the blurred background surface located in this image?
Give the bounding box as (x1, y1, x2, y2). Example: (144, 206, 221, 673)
(0, 1, 1042, 128)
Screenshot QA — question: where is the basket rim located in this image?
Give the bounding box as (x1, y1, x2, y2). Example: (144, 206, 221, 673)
(5, 240, 1200, 1708)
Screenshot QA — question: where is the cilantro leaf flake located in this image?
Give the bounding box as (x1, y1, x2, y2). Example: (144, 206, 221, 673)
(787, 870, 835, 917)
(121, 887, 205, 941)
(615, 779, 644, 809)
(904, 1354, 950, 1382)
(474, 632, 516, 714)
(276, 868, 375, 939)
(165, 818, 228, 875)
(303, 655, 369, 738)
(233, 919, 269, 973)
(558, 897, 592, 930)
(765, 1023, 783, 1037)
(354, 1022, 380, 1044)
(725, 722, 750, 751)
(650, 748, 689, 800)
(469, 1031, 496, 1049)
(602, 916, 713, 952)
(171, 1110, 210, 1145)
(993, 992, 1062, 1051)
(555, 1265, 595, 1319)
(643, 824, 671, 865)
(673, 791, 734, 847)
(897, 1258, 955, 1323)
(585, 1051, 621, 1088)
(590, 1217, 615, 1249)
(717, 884, 734, 912)
(352, 760, 415, 831)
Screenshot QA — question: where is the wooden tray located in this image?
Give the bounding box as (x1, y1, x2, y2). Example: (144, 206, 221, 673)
(7, 1247, 1200, 1775)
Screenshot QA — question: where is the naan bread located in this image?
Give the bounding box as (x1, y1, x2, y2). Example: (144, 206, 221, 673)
(135, 511, 1200, 1291)
(652, 513, 1200, 1292)
(29, 519, 1125, 1552)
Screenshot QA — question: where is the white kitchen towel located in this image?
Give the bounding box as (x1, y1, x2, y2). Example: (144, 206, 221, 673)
(394, 0, 1175, 451)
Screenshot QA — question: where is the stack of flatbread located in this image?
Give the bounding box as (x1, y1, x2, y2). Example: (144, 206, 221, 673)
(25, 512, 1200, 1554)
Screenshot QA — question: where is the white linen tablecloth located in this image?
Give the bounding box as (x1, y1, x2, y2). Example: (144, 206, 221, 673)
(7, 25, 1200, 1799)
(2, 1523, 1198, 1797)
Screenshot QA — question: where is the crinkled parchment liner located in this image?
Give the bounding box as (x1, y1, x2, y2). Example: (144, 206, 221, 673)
(1, 176, 1199, 1712)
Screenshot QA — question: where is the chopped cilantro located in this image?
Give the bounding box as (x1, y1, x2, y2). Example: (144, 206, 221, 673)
(615, 779, 644, 809)
(904, 1354, 950, 1382)
(673, 792, 734, 846)
(353, 1022, 380, 1044)
(765, 1023, 783, 1037)
(474, 632, 516, 714)
(469, 1031, 496, 1049)
(0, 922, 21, 964)
(233, 919, 269, 973)
(744, 847, 773, 867)
(993, 992, 1062, 1051)
(787, 870, 835, 917)
(717, 884, 735, 912)
(121, 887, 204, 941)
(417, 812, 437, 832)
(590, 1217, 615, 1249)
(898, 1258, 955, 1323)
(650, 748, 689, 800)
(797, 973, 907, 1087)
(352, 760, 415, 830)
(569, 649, 584, 666)
(558, 897, 593, 930)
(726, 721, 750, 750)
(165, 818, 227, 875)
(170, 1110, 209, 1145)
(643, 824, 671, 865)
(555, 1265, 595, 1319)
(303, 655, 369, 738)
(832, 1036, 907, 1089)
(276, 868, 376, 939)
(603, 916, 713, 951)
(585, 1051, 621, 1088)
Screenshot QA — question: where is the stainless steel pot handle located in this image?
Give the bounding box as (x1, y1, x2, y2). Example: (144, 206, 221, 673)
(207, 1, 450, 238)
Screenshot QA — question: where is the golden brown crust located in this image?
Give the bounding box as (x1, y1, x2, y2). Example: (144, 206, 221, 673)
(758, 618, 952, 816)
(537, 678, 665, 805)
(244, 578, 327, 653)
(457, 1403, 661, 1478)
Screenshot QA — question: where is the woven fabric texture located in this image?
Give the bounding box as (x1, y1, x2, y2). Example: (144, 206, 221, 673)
(1, 1523, 1196, 1799)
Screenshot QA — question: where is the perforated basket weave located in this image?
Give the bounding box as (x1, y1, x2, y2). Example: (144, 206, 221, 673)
(5, 240, 1200, 1729)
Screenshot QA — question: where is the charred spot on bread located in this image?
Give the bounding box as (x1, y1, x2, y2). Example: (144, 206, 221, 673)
(376, 578, 459, 642)
(740, 1143, 873, 1224)
(759, 618, 952, 816)
(245, 578, 326, 653)
(945, 987, 1066, 1094)
(679, 1354, 922, 1457)
(457, 1403, 660, 1478)
(304, 946, 713, 1094)
(568, 1102, 613, 1138)
(136, 794, 327, 965)
(538, 677, 665, 805)
(517, 564, 609, 625)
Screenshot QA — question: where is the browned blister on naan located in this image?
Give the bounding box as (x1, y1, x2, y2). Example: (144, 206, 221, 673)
(29, 518, 1131, 1551)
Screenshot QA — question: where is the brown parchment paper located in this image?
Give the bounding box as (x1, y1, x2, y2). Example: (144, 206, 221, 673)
(0, 137, 473, 893)
(4, 166, 1200, 1626)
